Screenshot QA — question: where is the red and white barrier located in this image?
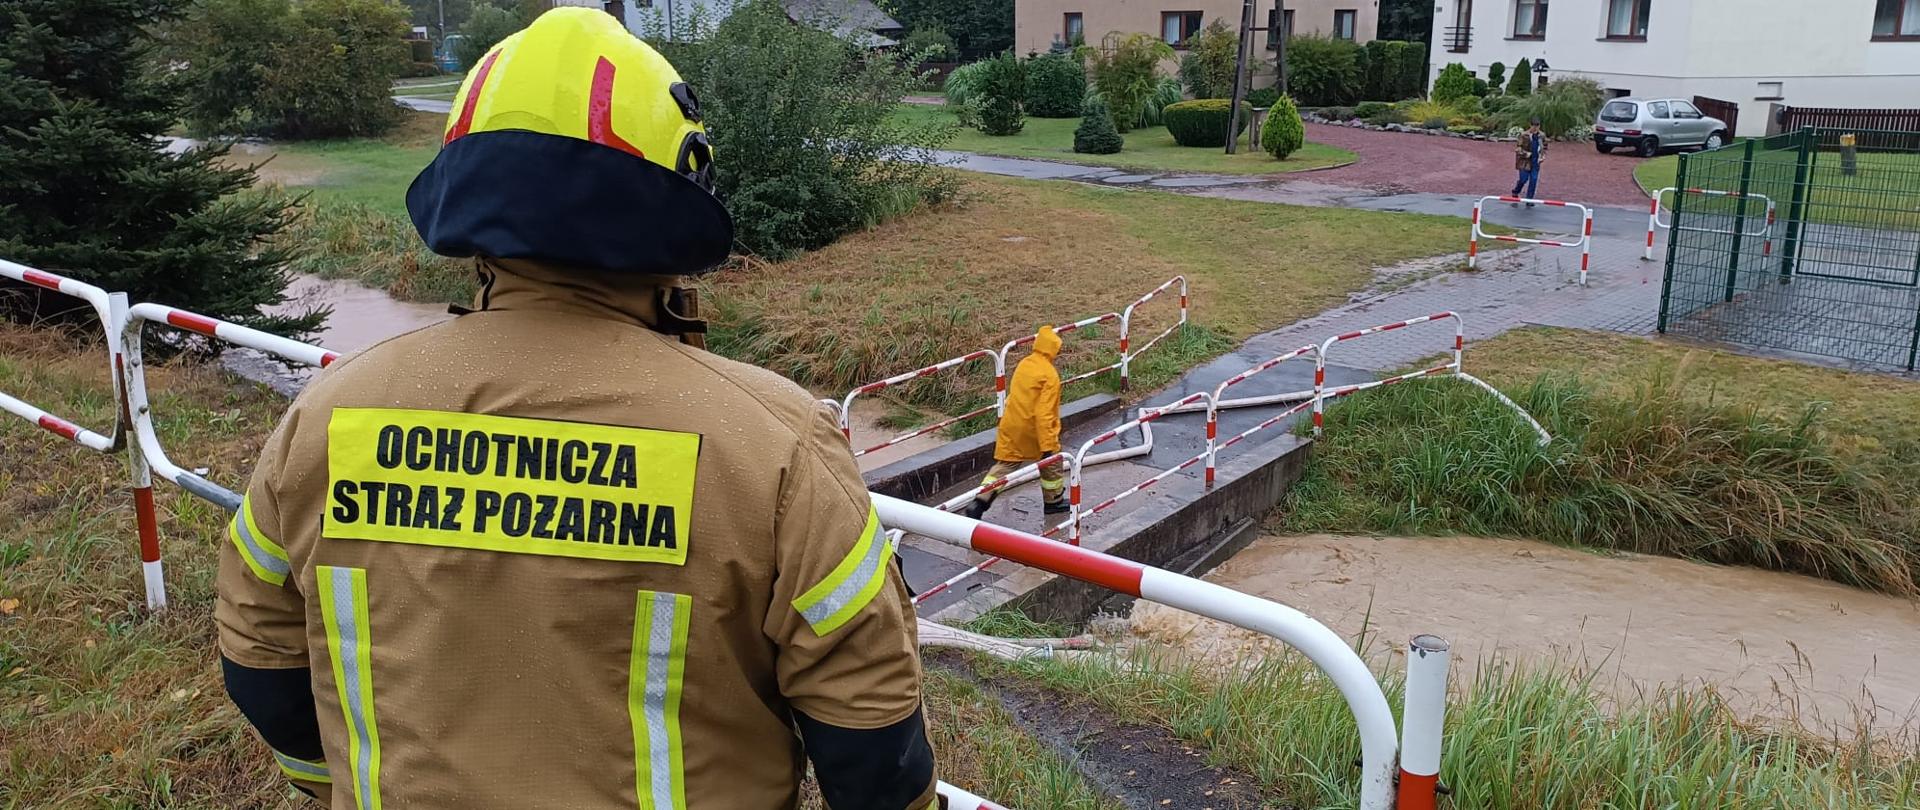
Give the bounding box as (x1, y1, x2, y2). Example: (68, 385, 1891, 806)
(1312, 311, 1552, 446)
(840, 349, 998, 457)
(1065, 391, 1213, 545)
(0, 261, 166, 608)
(1398, 634, 1452, 810)
(936, 781, 1012, 810)
(1469, 196, 1595, 286)
(1118, 275, 1188, 391)
(114, 303, 344, 609)
(877, 494, 1412, 810)
(1643, 187, 1776, 262)
(1204, 344, 1321, 487)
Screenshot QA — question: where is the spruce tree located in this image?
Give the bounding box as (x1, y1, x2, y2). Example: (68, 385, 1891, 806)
(1073, 94, 1122, 155)
(1506, 59, 1533, 97)
(0, 0, 321, 341)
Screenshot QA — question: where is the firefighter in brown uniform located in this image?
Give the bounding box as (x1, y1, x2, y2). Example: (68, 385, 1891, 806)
(214, 9, 936, 809)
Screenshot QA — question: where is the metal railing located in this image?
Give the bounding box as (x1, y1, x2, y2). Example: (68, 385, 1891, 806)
(878, 494, 1449, 810)
(1470, 196, 1596, 285)
(839, 277, 1189, 458)
(1646, 187, 1775, 261)
(5, 265, 1459, 810)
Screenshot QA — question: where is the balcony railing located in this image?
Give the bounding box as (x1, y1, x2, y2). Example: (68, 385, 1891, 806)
(1444, 25, 1472, 52)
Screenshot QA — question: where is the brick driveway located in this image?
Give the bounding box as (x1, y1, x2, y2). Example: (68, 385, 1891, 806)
(1305, 122, 1654, 207)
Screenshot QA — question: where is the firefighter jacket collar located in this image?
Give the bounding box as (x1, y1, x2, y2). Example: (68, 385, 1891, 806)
(475, 257, 696, 335)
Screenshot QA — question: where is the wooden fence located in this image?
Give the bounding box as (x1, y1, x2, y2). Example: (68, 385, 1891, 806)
(1777, 106, 1920, 134)
(1691, 96, 1739, 137)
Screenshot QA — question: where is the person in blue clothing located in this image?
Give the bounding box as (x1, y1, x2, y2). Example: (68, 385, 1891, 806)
(1511, 117, 1546, 206)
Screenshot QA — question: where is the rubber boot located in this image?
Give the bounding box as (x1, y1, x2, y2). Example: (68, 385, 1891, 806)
(1043, 499, 1070, 516)
(963, 499, 989, 520)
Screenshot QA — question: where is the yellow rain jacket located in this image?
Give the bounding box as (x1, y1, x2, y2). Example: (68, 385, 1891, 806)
(994, 326, 1063, 462)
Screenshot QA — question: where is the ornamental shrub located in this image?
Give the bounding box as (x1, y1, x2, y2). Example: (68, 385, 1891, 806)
(1262, 95, 1305, 159)
(1080, 32, 1172, 132)
(1432, 62, 1476, 105)
(1073, 93, 1122, 154)
(1284, 34, 1361, 106)
(975, 51, 1026, 134)
(1162, 98, 1252, 147)
(1024, 52, 1085, 117)
(1507, 58, 1533, 96)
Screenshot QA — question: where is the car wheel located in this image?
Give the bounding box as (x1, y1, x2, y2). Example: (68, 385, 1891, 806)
(1638, 136, 1660, 158)
(1703, 131, 1727, 150)
(1596, 142, 1614, 154)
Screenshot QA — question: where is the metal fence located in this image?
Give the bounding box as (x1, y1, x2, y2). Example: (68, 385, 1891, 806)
(1658, 127, 1920, 372)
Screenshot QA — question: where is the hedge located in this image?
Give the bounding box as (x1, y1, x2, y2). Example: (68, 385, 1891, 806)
(1024, 52, 1085, 118)
(1162, 99, 1252, 147)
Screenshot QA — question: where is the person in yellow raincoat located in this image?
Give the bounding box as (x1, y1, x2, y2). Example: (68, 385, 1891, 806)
(965, 326, 1066, 521)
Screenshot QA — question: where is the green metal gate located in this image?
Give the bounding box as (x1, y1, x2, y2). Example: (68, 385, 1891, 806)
(1658, 127, 1920, 371)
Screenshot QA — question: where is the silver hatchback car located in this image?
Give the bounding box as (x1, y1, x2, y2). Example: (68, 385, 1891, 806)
(1593, 97, 1731, 157)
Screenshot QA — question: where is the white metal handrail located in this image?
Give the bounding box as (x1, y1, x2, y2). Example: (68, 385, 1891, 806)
(877, 494, 1425, 810)
(1644, 186, 1776, 261)
(1117, 275, 1189, 390)
(1313, 311, 1551, 446)
(1469, 195, 1596, 285)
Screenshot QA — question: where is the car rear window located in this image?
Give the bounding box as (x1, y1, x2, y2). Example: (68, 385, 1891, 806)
(1600, 101, 1638, 123)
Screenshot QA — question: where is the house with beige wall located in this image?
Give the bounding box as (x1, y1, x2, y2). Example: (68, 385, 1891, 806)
(1014, 0, 1379, 55)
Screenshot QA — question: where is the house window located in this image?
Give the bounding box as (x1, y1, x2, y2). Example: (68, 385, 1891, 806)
(1605, 0, 1651, 39)
(1333, 10, 1357, 40)
(1162, 11, 1203, 46)
(1267, 8, 1295, 49)
(1875, 0, 1920, 39)
(1064, 12, 1084, 44)
(1448, 0, 1474, 52)
(1512, 0, 1547, 38)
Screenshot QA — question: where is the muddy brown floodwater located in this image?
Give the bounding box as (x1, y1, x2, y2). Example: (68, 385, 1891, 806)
(1131, 534, 1920, 738)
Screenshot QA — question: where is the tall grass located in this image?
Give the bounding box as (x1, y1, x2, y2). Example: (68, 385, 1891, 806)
(275, 195, 475, 305)
(1284, 374, 1920, 594)
(1009, 645, 1920, 809)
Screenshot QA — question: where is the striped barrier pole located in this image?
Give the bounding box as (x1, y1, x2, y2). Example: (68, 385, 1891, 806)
(1467, 199, 1482, 268)
(1650, 188, 1776, 262)
(1204, 344, 1318, 487)
(937, 782, 1011, 810)
(108, 294, 166, 610)
(1581, 208, 1595, 286)
(118, 304, 340, 513)
(1473, 196, 1597, 284)
(1118, 275, 1189, 392)
(0, 390, 115, 451)
(0, 261, 167, 608)
(1645, 190, 1665, 261)
(876, 494, 1404, 810)
(1311, 311, 1552, 446)
(839, 349, 997, 455)
(1397, 634, 1452, 810)
(1313, 312, 1461, 437)
(1067, 393, 1209, 545)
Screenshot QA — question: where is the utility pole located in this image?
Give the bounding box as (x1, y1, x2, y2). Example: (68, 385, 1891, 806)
(1223, 0, 1255, 154)
(1274, 0, 1289, 96)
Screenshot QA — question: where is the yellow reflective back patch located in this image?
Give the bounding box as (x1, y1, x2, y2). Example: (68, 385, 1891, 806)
(325, 408, 699, 565)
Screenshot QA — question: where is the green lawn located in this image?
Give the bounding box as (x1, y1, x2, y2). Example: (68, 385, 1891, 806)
(1635, 149, 1920, 231)
(247, 111, 443, 215)
(891, 103, 1354, 176)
